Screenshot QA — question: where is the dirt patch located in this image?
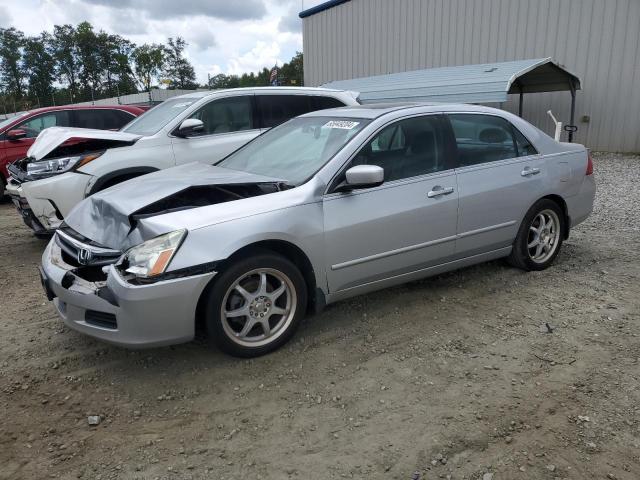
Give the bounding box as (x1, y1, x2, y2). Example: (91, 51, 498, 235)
(1, 153, 639, 480)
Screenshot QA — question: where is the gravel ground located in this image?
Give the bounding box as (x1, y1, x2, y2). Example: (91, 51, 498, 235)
(1, 152, 639, 480)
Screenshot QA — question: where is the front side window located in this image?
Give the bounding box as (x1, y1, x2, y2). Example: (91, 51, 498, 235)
(350, 115, 447, 182)
(17, 111, 70, 138)
(123, 98, 197, 136)
(448, 114, 520, 166)
(217, 116, 368, 185)
(189, 96, 253, 135)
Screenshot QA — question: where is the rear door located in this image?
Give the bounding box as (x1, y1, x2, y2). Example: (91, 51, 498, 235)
(71, 109, 136, 130)
(447, 113, 545, 257)
(171, 95, 259, 165)
(323, 114, 458, 293)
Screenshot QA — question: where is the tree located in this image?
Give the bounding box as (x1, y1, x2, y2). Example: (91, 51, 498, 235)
(51, 25, 79, 100)
(131, 43, 165, 93)
(23, 33, 56, 102)
(99, 33, 137, 97)
(163, 37, 197, 90)
(0, 28, 26, 98)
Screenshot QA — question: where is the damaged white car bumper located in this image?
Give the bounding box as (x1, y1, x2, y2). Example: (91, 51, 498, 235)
(7, 172, 93, 234)
(41, 234, 216, 348)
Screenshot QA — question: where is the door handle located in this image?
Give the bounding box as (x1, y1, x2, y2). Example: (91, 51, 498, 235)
(427, 186, 455, 198)
(521, 167, 540, 177)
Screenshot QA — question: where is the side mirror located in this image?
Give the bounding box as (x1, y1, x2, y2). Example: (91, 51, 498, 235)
(175, 118, 204, 138)
(342, 165, 384, 190)
(7, 129, 26, 140)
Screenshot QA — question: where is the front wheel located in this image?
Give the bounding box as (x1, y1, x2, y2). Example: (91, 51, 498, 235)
(508, 199, 565, 271)
(204, 252, 307, 357)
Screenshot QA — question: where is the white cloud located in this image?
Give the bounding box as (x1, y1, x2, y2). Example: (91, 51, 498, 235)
(0, 5, 12, 27)
(82, 0, 267, 21)
(0, 0, 305, 83)
(278, 2, 302, 33)
(227, 41, 281, 75)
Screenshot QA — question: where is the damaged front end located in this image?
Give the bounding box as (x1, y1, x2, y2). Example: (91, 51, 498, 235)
(42, 226, 216, 347)
(9, 137, 138, 183)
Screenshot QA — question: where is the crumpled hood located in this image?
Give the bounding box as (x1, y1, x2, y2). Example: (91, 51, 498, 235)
(64, 162, 285, 250)
(27, 127, 142, 160)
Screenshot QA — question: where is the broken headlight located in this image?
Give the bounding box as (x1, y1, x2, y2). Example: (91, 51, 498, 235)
(26, 151, 104, 178)
(119, 229, 187, 279)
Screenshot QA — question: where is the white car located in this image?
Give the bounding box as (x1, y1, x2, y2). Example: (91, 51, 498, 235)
(7, 87, 359, 235)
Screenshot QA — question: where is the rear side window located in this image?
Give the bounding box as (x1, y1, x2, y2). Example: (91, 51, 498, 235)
(512, 127, 537, 156)
(448, 114, 519, 166)
(257, 95, 314, 128)
(17, 111, 70, 138)
(188, 96, 254, 135)
(73, 109, 135, 130)
(311, 96, 346, 110)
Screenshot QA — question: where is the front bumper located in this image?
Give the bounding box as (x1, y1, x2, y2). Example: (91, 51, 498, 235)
(6, 181, 53, 235)
(41, 238, 216, 348)
(7, 170, 93, 233)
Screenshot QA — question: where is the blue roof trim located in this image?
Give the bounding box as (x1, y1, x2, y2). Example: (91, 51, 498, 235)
(299, 0, 352, 18)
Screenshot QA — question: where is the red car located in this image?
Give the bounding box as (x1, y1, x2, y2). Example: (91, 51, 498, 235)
(0, 105, 147, 197)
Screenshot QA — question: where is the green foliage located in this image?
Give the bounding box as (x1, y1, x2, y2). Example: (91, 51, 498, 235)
(0, 21, 304, 112)
(205, 52, 304, 90)
(163, 37, 197, 90)
(132, 43, 166, 92)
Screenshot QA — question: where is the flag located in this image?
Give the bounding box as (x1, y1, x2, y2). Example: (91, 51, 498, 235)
(270, 66, 279, 86)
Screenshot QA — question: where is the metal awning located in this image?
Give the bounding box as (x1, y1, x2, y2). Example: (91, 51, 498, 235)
(322, 57, 581, 140)
(322, 58, 580, 104)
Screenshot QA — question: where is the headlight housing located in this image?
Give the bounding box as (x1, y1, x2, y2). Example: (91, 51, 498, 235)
(118, 229, 187, 279)
(26, 151, 104, 178)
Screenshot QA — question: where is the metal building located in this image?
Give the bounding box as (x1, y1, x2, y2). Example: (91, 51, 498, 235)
(300, 0, 640, 152)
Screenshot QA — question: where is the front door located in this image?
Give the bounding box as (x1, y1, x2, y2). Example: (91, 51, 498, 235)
(3, 110, 71, 164)
(171, 95, 260, 165)
(323, 114, 458, 293)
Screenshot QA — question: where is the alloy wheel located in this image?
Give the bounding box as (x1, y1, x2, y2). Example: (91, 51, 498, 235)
(220, 268, 297, 348)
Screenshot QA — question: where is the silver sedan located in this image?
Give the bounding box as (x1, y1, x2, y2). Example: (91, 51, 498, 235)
(40, 103, 595, 357)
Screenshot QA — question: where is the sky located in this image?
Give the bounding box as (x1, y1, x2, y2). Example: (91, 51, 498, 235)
(0, 0, 327, 83)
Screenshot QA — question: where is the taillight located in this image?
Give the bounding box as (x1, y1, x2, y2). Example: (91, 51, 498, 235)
(586, 153, 593, 175)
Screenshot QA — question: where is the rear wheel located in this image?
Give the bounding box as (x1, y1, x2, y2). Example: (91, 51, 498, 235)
(508, 199, 565, 271)
(204, 252, 307, 357)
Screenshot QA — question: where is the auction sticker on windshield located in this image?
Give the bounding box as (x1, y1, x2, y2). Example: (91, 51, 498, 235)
(323, 120, 360, 129)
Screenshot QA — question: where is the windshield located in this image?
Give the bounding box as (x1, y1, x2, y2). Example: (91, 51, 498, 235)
(217, 116, 369, 185)
(122, 98, 197, 135)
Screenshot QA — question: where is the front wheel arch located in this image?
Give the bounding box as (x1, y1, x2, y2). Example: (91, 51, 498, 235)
(88, 167, 159, 195)
(195, 240, 319, 337)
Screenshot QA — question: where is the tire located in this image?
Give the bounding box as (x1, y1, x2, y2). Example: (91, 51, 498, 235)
(204, 252, 307, 357)
(0, 179, 5, 201)
(508, 199, 565, 271)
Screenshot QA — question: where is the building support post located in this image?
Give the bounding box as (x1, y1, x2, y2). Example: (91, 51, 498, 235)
(518, 91, 524, 117)
(569, 81, 576, 142)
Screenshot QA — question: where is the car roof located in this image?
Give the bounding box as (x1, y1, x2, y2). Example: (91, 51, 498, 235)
(301, 102, 512, 119)
(22, 104, 144, 116)
(174, 86, 353, 99)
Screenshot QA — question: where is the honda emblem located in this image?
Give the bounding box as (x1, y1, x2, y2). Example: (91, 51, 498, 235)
(77, 248, 93, 265)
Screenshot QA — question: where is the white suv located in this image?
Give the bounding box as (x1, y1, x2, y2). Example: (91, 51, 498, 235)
(7, 87, 359, 235)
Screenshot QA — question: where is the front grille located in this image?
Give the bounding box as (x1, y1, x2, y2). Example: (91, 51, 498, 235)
(55, 228, 121, 268)
(85, 310, 117, 330)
